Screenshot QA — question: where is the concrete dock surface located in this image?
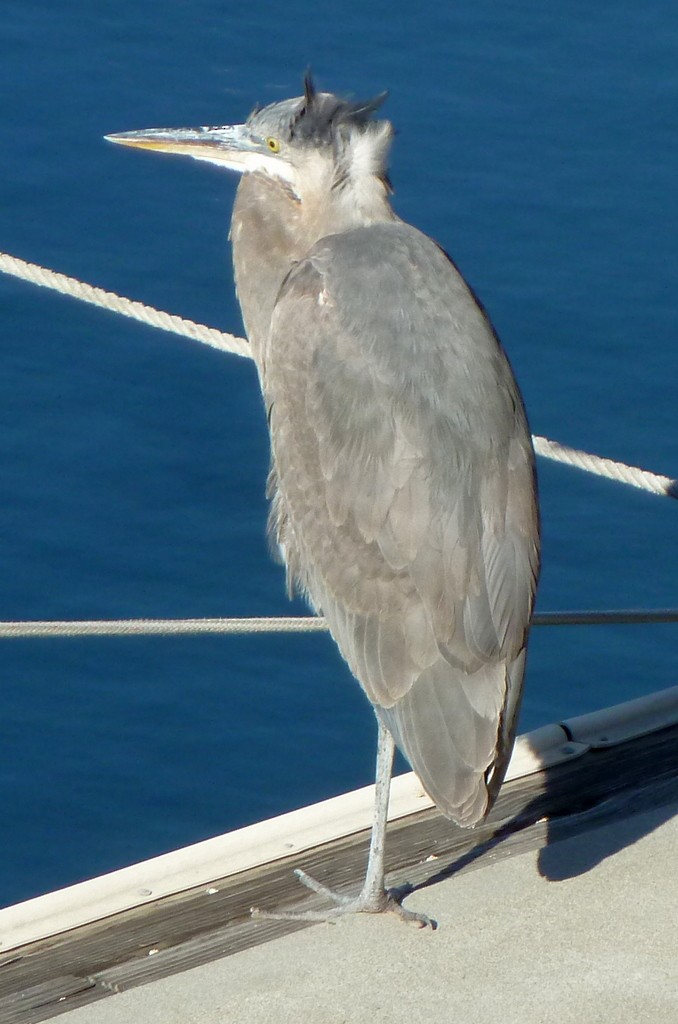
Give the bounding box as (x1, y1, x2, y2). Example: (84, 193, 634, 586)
(56, 799, 677, 1024)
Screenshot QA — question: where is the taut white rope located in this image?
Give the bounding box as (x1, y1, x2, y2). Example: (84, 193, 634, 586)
(0, 252, 250, 359)
(1, 250, 675, 499)
(532, 435, 676, 499)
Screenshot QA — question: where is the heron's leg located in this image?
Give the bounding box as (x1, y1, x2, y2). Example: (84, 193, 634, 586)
(295, 718, 394, 905)
(251, 719, 434, 928)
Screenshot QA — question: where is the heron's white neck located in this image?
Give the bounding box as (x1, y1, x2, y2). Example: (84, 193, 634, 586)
(231, 165, 396, 358)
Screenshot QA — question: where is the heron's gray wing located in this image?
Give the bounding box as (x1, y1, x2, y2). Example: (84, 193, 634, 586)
(263, 221, 539, 824)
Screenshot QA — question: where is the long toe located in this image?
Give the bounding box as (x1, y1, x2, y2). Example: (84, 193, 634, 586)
(251, 869, 435, 928)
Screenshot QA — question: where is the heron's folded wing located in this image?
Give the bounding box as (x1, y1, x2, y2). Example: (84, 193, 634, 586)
(264, 223, 539, 820)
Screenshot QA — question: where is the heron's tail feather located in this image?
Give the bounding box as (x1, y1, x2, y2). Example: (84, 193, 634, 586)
(376, 650, 525, 826)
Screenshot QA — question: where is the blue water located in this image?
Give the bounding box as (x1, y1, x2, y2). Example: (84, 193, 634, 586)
(1, 2, 676, 908)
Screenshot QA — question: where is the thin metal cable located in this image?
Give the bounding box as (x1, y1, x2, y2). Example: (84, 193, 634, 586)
(0, 617, 328, 639)
(1, 250, 675, 499)
(1, 610, 677, 639)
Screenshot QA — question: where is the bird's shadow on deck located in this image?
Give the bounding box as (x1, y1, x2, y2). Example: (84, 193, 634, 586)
(406, 775, 678, 896)
(537, 797, 676, 880)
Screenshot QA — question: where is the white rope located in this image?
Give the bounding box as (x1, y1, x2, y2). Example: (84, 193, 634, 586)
(0, 252, 250, 359)
(1, 251, 675, 500)
(1, 609, 677, 639)
(532, 435, 676, 499)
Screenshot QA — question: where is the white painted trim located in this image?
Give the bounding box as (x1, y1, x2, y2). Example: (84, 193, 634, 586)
(1, 686, 676, 953)
(563, 685, 678, 746)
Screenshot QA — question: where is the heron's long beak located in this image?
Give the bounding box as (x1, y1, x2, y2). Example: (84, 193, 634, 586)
(104, 124, 256, 171)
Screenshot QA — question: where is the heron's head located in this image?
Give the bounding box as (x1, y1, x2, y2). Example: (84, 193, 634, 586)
(106, 76, 393, 209)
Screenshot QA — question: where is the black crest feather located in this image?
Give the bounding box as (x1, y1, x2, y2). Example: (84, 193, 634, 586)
(290, 72, 388, 143)
(303, 70, 316, 107)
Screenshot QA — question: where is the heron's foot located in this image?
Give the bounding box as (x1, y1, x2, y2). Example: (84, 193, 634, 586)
(251, 869, 435, 929)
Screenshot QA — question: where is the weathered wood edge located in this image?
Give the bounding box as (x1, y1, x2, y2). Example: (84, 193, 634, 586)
(1, 723, 677, 1024)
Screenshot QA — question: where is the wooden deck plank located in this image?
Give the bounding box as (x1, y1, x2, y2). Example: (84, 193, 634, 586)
(1, 723, 676, 1024)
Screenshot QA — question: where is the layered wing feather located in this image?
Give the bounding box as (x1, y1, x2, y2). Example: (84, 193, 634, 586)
(261, 221, 539, 825)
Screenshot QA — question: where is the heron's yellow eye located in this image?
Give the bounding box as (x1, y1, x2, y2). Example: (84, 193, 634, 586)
(266, 137, 281, 153)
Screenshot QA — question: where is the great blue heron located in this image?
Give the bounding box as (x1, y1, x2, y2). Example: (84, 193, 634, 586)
(107, 76, 540, 928)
